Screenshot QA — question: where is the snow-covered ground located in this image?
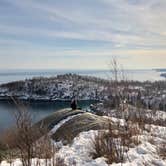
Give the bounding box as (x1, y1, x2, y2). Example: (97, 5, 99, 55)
(0, 74, 107, 101)
(0, 74, 165, 112)
(1, 112, 166, 166)
(1, 128, 166, 166)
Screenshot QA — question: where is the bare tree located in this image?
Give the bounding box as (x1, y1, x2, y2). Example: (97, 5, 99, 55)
(0, 97, 67, 166)
(11, 98, 35, 166)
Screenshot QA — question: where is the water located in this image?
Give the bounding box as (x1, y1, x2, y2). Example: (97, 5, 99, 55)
(0, 69, 165, 132)
(0, 100, 97, 132)
(0, 69, 165, 85)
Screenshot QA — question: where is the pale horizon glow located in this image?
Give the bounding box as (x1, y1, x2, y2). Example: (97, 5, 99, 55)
(0, 0, 166, 70)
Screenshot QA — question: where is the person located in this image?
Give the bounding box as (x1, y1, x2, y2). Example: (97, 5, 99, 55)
(71, 98, 77, 110)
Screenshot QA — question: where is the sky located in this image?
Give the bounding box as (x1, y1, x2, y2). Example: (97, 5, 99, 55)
(0, 0, 166, 70)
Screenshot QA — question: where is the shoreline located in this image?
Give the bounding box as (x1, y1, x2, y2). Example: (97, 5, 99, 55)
(0, 97, 100, 103)
(160, 73, 166, 78)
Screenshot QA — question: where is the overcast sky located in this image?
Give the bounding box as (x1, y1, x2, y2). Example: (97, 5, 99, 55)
(0, 0, 166, 69)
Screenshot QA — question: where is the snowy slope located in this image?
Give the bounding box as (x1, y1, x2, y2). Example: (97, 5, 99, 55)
(1, 112, 166, 166)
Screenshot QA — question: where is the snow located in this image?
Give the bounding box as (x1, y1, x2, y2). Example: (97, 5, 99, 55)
(1, 112, 166, 166)
(49, 113, 83, 135)
(0, 74, 106, 101)
(2, 126, 165, 166)
(0, 130, 108, 166)
(55, 130, 108, 166)
(51, 115, 166, 166)
(103, 116, 125, 126)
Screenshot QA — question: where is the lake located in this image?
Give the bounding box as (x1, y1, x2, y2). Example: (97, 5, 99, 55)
(0, 100, 97, 132)
(0, 69, 165, 132)
(0, 69, 165, 85)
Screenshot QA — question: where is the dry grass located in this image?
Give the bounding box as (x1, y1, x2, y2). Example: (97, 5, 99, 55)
(0, 120, 67, 166)
(91, 130, 125, 164)
(0, 98, 69, 166)
(157, 143, 166, 160)
(91, 120, 141, 164)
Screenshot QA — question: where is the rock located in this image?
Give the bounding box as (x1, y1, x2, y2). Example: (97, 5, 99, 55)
(33, 108, 110, 143)
(34, 108, 85, 131)
(52, 112, 109, 142)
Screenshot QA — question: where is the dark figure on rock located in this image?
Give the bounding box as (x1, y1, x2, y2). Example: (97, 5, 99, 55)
(71, 99, 77, 110)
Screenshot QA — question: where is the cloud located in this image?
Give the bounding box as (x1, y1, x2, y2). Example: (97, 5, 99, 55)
(0, 0, 166, 69)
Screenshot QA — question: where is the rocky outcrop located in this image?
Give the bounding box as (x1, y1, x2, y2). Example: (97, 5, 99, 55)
(34, 109, 85, 131)
(52, 112, 109, 142)
(34, 109, 110, 142)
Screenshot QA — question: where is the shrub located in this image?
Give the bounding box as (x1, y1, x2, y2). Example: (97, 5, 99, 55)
(157, 143, 166, 160)
(91, 123, 125, 164)
(91, 120, 141, 164)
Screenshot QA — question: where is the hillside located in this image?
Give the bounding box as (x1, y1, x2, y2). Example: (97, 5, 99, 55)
(0, 74, 108, 101)
(0, 108, 166, 166)
(0, 74, 166, 112)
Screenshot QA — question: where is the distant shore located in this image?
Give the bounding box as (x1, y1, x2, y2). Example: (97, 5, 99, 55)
(0, 69, 165, 84)
(0, 96, 99, 103)
(160, 73, 166, 78)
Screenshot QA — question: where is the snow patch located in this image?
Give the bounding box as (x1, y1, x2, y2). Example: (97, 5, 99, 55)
(56, 130, 108, 166)
(49, 113, 83, 135)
